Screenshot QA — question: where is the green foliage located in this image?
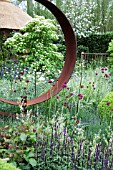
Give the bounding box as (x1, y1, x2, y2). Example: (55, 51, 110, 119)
(0, 31, 10, 65)
(4, 16, 64, 78)
(77, 32, 113, 53)
(77, 45, 89, 58)
(0, 159, 21, 170)
(107, 39, 113, 66)
(98, 92, 113, 119)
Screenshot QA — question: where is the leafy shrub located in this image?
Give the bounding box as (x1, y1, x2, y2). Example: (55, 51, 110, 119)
(0, 159, 21, 170)
(4, 16, 64, 78)
(98, 92, 113, 119)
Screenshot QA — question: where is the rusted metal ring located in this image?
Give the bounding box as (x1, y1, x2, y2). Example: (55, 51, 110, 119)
(0, 0, 76, 107)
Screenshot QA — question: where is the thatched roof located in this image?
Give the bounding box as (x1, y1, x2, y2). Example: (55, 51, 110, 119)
(0, 0, 32, 30)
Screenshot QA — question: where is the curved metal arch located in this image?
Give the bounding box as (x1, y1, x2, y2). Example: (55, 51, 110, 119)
(0, 0, 76, 107)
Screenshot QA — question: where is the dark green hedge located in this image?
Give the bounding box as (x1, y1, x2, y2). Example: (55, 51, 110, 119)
(77, 32, 113, 53)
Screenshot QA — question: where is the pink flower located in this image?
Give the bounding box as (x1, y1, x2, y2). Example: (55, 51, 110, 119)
(19, 71, 24, 75)
(81, 85, 84, 88)
(78, 94, 83, 100)
(95, 72, 98, 75)
(105, 68, 108, 70)
(62, 83, 67, 88)
(33, 128, 36, 133)
(111, 108, 113, 111)
(13, 90, 16, 93)
(101, 67, 105, 71)
(56, 96, 59, 99)
(70, 92, 74, 96)
(109, 73, 112, 76)
(26, 80, 30, 83)
(48, 79, 53, 83)
(76, 119, 80, 123)
(64, 102, 67, 106)
(104, 74, 109, 78)
(66, 95, 69, 98)
(106, 102, 110, 106)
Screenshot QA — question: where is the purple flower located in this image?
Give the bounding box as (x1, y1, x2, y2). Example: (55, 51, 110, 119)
(62, 83, 67, 88)
(19, 71, 24, 75)
(48, 79, 53, 83)
(106, 102, 110, 106)
(13, 90, 16, 93)
(26, 80, 30, 83)
(78, 94, 83, 100)
(56, 96, 59, 99)
(76, 119, 80, 123)
(101, 67, 105, 71)
(70, 92, 74, 96)
(104, 74, 109, 78)
(81, 85, 84, 88)
(64, 102, 67, 106)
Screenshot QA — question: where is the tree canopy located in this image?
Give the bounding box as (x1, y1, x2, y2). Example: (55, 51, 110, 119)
(4, 16, 64, 78)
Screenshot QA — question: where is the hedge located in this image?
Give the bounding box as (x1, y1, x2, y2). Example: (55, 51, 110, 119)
(77, 32, 113, 53)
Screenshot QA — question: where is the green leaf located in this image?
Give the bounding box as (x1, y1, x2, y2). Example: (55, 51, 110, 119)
(28, 151, 34, 158)
(29, 158, 37, 167)
(20, 133, 27, 141)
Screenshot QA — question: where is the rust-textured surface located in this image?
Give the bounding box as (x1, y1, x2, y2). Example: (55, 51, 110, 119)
(0, 0, 76, 108)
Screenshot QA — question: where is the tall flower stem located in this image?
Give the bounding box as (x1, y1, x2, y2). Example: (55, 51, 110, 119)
(76, 59, 83, 115)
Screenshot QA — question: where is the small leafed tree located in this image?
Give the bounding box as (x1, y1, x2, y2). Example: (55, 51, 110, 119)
(4, 16, 64, 78)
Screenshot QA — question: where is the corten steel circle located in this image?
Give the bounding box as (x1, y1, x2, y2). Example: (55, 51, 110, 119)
(0, 0, 76, 107)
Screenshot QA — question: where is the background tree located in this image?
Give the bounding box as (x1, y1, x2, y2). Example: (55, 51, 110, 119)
(11, 0, 113, 37)
(4, 16, 64, 78)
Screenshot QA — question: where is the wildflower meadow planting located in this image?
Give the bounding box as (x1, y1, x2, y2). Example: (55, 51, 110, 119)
(1, 1, 113, 170)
